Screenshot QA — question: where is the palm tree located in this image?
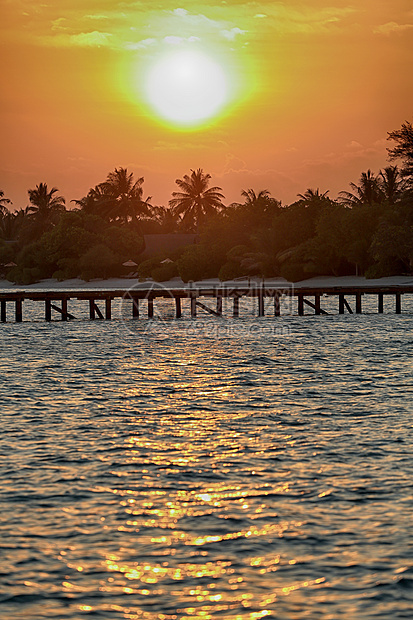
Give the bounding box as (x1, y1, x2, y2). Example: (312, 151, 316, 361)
(71, 184, 107, 215)
(27, 183, 66, 220)
(0, 190, 11, 214)
(0, 209, 28, 241)
(241, 188, 272, 205)
(169, 168, 225, 232)
(297, 188, 330, 202)
(98, 167, 151, 224)
(387, 120, 413, 179)
(339, 170, 382, 207)
(378, 166, 409, 204)
(237, 188, 281, 229)
(149, 205, 179, 233)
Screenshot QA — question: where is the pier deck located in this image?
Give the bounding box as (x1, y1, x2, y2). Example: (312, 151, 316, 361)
(1, 283, 412, 322)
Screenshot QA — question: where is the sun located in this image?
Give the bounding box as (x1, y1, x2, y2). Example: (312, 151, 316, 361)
(144, 49, 229, 127)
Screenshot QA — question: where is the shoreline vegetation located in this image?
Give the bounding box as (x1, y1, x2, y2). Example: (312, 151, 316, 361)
(1, 121, 412, 286)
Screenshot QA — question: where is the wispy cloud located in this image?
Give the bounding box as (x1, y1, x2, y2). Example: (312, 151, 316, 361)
(163, 35, 201, 45)
(220, 27, 247, 41)
(49, 31, 114, 48)
(373, 21, 413, 35)
(3, 1, 409, 52)
(33, 4, 248, 50)
(125, 38, 156, 51)
(84, 14, 110, 21)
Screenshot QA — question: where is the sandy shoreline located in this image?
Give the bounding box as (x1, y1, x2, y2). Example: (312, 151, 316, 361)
(1, 275, 413, 291)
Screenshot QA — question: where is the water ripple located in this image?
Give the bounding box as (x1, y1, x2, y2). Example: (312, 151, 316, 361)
(1, 314, 413, 618)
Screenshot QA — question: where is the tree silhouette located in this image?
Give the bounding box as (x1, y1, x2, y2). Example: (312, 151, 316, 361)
(99, 167, 151, 224)
(236, 188, 281, 231)
(72, 185, 107, 215)
(0, 190, 12, 214)
(378, 166, 409, 204)
(387, 120, 413, 179)
(149, 206, 179, 233)
(240, 188, 272, 205)
(339, 170, 382, 207)
(297, 188, 330, 202)
(169, 168, 225, 232)
(27, 183, 66, 220)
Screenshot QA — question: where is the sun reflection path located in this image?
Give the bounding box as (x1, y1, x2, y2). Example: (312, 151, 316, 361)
(87, 411, 330, 619)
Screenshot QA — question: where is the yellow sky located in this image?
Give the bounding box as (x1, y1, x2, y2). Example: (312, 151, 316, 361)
(1, 1, 412, 208)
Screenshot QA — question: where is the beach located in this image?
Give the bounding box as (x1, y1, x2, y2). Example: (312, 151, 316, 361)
(1, 274, 413, 291)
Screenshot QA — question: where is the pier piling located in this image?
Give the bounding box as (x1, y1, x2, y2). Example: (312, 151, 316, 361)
(175, 297, 182, 318)
(45, 299, 52, 322)
(190, 295, 196, 318)
(274, 292, 280, 316)
(105, 298, 112, 320)
(147, 297, 154, 319)
(258, 289, 265, 317)
(131, 297, 139, 319)
(61, 298, 68, 321)
(233, 296, 239, 317)
(15, 299, 22, 322)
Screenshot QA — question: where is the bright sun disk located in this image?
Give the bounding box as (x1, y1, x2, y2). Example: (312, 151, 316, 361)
(144, 50, 228, 126)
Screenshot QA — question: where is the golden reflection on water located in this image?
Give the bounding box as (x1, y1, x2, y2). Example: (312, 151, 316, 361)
(84, 402, 331, 619)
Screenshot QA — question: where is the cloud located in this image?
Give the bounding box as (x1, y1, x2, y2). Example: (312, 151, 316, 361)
(125, 38, 156, 50)
(250, 5, 357, 34)
(121, 7, 248, 52)
(172, 8, 188, 18)
(69, 31, 113, 47)
(51, 17, 67, 31)
(164, 35, 184, 45)
(84, 14, 109, 21)
(5, 2, 249, 51)
(222, 154, 247, 172)
(42, 29, 114, 48)
(167, 6, 243, 38)
(373, 21, 413, 35)
(220, 27, 247, 41)
(163, 35, 200, 45)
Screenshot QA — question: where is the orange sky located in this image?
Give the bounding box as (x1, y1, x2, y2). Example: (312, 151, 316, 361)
(1, 1, 412, 209)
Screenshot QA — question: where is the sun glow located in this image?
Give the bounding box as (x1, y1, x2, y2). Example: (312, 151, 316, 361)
(144, 49, 229, 127)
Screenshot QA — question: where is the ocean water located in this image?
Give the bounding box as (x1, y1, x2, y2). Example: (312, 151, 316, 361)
(1, 296, 413, 619)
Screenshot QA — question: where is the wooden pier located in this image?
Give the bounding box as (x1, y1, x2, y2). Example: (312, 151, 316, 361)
(0, 284, 412, 323)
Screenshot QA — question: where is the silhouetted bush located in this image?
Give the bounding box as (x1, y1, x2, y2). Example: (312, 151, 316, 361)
(151, 262, 178, 282)
(137, 257, 161, 278)
(177, 245, 223, 282)
(219, 261, 244, 281)
(79, 245, 118, 280)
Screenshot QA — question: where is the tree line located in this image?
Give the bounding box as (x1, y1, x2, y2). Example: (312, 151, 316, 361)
(1, 120, 412, 284)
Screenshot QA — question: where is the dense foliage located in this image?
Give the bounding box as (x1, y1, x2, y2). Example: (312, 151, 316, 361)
(1, 122, 413, 284)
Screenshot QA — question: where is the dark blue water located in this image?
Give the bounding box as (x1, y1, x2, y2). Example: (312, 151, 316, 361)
(1, 308, 412, 619)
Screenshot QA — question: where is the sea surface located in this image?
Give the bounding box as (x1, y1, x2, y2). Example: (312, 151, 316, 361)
(1, 294, 413, 619)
